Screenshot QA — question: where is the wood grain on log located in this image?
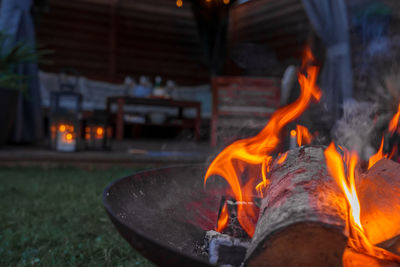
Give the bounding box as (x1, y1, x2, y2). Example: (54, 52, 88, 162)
(245, 146, 348, 267)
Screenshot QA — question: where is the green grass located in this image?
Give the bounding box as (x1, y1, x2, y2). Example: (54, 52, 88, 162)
(0, 166, 155, 267)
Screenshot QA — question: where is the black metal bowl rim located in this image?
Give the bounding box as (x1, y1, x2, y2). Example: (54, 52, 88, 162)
(102, 163, 212, 266)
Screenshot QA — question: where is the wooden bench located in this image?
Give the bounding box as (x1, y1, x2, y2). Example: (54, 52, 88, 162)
(211, 77, 280, 147)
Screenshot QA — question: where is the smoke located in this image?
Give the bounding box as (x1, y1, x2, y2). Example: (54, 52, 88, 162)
(331, 100, 378, 160)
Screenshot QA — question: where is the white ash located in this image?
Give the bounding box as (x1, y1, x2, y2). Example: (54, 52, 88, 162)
(205, 230, 249, 266)
(331, 100, 378, 160)
(226, 200, 255, 206)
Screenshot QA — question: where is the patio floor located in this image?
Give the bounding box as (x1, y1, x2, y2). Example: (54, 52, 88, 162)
(0, 139, 218, 169)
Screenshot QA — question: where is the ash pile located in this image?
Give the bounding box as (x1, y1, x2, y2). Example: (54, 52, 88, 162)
(201, 198, 256, 267)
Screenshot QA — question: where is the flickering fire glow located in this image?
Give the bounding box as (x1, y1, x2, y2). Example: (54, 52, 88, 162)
(204, 47, 321, 236)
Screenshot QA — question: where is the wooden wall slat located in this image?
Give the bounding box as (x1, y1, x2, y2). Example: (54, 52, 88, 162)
(49, 0, 111, 14)
(37, 0, 311, 84)
(119, 0, 193, 19)
(118, 40, 203, 55)
(36, 0, 209, 85)
(228, 0, 310, 76)
(39, 39, 110, 54)
(231, 0, 300, 30)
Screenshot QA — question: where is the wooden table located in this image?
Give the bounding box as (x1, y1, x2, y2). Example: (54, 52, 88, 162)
(106, 96, 202, 141)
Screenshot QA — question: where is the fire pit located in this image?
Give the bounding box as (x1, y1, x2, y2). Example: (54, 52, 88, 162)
(104, 47, 400, 266)
(103, 165, 227, 266)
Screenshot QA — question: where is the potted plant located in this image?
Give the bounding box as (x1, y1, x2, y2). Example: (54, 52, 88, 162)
(0, 31, 45, 144)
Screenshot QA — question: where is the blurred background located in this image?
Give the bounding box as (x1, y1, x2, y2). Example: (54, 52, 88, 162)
(1, 0, 400, 265)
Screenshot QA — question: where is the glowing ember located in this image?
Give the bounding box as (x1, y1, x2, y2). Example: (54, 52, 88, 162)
(204, 47, 321, 237)
(296, 124, 313, 147)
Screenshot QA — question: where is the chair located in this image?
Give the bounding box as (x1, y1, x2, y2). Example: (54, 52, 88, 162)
(210, 76, 280, 147)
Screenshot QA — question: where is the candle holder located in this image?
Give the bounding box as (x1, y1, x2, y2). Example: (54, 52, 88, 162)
(49, 91, 82, 152)
(84, 110, 112, 150)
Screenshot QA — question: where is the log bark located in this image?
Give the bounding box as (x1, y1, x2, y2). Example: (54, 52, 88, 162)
(342, 248, 399, 267)
(245, 146, 349, 267)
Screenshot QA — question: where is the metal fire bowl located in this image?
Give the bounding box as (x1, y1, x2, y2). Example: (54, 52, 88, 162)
(103, 165, 226, 266)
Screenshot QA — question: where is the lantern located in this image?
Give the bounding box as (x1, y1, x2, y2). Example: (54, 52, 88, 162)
(49, 91, 82, 152)
(50, 118, 79, 152)
(84, 110, 112, 150)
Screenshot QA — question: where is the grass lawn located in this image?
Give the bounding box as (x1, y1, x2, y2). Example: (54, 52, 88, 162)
(0, 166, 155, 267)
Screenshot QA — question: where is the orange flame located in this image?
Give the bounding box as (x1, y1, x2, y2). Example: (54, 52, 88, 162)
(205, 47, 321, 237)
(216, 202, 228, 232)
(325, 143, 400, 263)
(368, 137, 387, 170)
(389, 104, 400, 135)
(277, 152, 288, 165)
(389, 145, 397, 159)
(296, 124, 313, 146)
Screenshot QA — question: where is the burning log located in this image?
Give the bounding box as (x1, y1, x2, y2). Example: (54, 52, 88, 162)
(358, 158, 400, 250)
(245, 146, 349, 266)
(342, 248, 400, 267)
